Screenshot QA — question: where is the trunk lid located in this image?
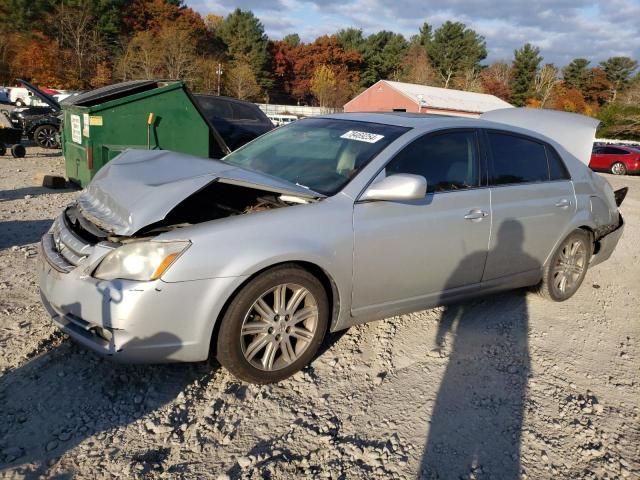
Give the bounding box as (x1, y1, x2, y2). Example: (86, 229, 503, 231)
(77, 149, 323, 236)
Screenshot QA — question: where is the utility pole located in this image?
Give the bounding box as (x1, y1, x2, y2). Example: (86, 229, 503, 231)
(216, 63, 223, 96)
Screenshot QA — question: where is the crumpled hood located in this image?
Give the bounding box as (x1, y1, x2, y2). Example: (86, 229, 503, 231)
(77, 149, 323, 236)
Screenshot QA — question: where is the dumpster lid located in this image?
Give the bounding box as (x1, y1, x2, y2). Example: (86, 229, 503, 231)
(65, 80, 165, 107)
(17, 78, 61, 111)
(77, 149, 324, 236)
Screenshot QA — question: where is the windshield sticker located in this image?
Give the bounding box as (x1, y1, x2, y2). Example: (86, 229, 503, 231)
(340, 130, 385, 143)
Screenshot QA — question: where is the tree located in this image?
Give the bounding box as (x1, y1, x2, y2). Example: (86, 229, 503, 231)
(427, 21, 487, 88)
(399, 43, 437, 86)
(336, 28, 365, 53)
(534, 64, 558, 107)
(217, 9, 271, 90)
(360, 31, 408, 86)
(597, 103, 640, 140)
(599, 56, 638, 101)
(282, 33, 300, 48)
(480, 62, 511, 102)
(410, 22, 432, 49)
(562, 58, 590, 93)
(549, 83, 589, 114)
(310, 64, 336, 108)
(290, 35, 362, 104)
(510, 43, 542, 106)
(584, 67, 612, 107)
(225, 61, 261, 100)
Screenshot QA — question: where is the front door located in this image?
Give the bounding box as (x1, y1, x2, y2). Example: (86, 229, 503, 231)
(351, 129, 491, 317)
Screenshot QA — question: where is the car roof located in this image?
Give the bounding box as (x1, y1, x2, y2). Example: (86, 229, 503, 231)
(318, 112, 479, 128)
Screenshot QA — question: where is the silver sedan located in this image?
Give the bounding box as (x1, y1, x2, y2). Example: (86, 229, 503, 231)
(39, 109, 625, 383)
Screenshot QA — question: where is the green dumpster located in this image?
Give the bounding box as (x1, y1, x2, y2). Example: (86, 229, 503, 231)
(62, 80, 230, 187)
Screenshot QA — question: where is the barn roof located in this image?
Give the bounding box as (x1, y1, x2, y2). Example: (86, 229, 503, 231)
(350, 80, 513, 114)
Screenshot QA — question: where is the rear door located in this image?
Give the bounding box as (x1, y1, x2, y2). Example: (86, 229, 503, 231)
(482, 130, 575, 281)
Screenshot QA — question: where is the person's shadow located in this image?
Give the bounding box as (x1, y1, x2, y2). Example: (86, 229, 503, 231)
(420, 219, 537, 479)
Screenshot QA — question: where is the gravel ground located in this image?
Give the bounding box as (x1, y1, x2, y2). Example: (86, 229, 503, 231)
(0, 148, 638, 479)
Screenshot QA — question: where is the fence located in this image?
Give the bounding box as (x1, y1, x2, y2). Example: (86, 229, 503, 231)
(256, 103, 342, 118)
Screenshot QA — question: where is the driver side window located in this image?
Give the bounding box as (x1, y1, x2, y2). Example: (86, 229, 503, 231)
(385, 130, 480, 193)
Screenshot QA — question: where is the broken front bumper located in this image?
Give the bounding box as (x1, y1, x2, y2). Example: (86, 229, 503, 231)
(38, 241, 243, 363)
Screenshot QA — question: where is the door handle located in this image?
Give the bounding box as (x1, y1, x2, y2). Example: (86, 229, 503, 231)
(555, 199, 570, 208)
(464, 209, 489, 220)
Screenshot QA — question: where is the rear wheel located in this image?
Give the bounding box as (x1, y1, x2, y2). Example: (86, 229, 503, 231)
(611, 162, 627, 175)
(536, 230, 591, 301)
(33, 125, 60, 149)
(216, 265, 329, 383)
(0, 143, 6, 156)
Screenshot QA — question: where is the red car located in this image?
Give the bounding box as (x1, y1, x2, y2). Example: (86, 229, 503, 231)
(590, 145, 640, 175)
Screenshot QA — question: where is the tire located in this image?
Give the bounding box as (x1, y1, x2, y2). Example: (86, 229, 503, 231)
(216, 264, 329, 383)
(33, 125, 60, 149)
(0, 143, 6, 156)
(536, 230, 591, 302)
(611, 162, 627, 175)
(15, 99, 24, 107)
(11, 144, 25, 158)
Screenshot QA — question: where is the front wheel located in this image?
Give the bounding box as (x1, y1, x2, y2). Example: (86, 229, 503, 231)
(33, 125, 60, 149)
(536, 230, 591, 301)
(216, 265, 329, 383)
(611, 162, 627, 175)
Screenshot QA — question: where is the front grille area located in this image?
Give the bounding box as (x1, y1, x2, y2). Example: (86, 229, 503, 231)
(42, 213, 94, 272)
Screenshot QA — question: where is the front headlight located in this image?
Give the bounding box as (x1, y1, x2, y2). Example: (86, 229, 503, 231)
(93, 241, 190, 281)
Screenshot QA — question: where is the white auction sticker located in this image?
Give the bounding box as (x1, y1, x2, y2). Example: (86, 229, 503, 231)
(70, 114, 82, 144)
(340, 130, 384, 143)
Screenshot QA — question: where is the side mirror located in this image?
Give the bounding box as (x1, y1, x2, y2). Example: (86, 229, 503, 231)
(360, 173, 427, 202)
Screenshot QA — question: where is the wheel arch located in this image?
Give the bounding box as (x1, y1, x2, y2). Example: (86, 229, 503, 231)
(207, 260, 340, 358)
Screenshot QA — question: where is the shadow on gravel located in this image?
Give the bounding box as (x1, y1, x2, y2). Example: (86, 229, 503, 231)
(0, 338, 217, 477)
(0, 184, 78, 202)
(0, 219, 53, 249)
(420, 220, 536, 479)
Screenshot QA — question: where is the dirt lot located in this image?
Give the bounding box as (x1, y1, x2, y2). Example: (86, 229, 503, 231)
(0, 148, 638, 479)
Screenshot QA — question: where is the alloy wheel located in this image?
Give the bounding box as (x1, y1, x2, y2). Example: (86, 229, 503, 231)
(35, 126, 59, 148)
(240, 283, 318, 371)
(552, 239, 587, 296)
(611, 162, 626, 175)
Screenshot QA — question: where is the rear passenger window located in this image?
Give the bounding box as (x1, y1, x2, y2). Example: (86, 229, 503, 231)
(488, 132, 549, 185)
(546, 147, 571, 180)
(386, 131, 479, 193)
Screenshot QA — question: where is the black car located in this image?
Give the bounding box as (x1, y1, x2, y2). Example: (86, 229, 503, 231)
(7, 105, 61, 149)
(193, 95, 273, 151)
(7, 79, 62, 149)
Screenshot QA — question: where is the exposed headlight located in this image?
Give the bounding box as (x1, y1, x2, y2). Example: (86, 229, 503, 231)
(93, 241, 190, 281)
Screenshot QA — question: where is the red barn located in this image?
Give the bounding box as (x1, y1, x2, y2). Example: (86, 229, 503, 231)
(344, 80, 512, 117)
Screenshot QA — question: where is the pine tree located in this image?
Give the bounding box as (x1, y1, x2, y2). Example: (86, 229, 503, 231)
(427, 21, 486, 88)
(562, 58, 590, 93)
(510, 43, 542, 106)
(599, 56, 638, 101)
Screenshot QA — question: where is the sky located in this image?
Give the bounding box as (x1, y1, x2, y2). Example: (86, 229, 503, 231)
(187, 0, 640, 68)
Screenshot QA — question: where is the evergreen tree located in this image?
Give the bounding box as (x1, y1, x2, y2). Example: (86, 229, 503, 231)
(336, 28, 365, 53)
(360, 31, 408, 86)
(562, 58, 590, 93)
(217, 8, 272, 90)
(599, 56, 638, 101)
(282, 33, 300, 48)
(427, 21, 486, 88)
(510, 43, 542, 106)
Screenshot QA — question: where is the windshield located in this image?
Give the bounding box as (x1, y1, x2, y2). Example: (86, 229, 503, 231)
(223, 118, 409, 195)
